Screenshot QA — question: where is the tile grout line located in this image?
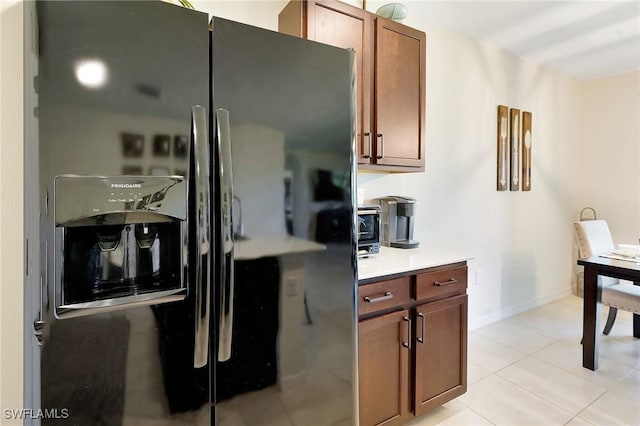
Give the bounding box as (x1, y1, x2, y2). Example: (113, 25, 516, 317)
(493, 354, 604, 418)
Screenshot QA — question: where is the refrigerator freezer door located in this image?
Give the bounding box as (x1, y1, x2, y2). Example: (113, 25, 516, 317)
(33, 1, 211, 424)
(211, 18, 357, 425)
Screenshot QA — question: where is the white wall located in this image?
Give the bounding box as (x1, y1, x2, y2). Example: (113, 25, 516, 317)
(573, 71, 640, 244)
(0, 0, 24, 423)
(191, 0, 288, 30)
(359, 2, 640, 328)
(360, 3, 585, 327)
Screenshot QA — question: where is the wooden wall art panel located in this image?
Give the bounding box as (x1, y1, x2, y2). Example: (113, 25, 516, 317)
(497, 105, 509, 191)
(510, 108, 520, 191)
(522, 111, 532, 191)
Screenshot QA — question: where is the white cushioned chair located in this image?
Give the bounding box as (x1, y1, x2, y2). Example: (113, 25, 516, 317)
(574, 220, 640, 335)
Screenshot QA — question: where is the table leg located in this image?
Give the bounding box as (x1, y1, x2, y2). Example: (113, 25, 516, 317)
(582, 265, 601, 370)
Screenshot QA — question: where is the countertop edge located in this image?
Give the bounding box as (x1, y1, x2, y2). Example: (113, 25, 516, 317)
(357, 246, 473, 282)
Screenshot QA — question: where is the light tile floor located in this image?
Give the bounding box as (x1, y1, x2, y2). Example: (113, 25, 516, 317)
(409, 295, 640, 426)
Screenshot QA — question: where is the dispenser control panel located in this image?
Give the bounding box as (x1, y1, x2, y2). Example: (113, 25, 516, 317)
(54, 175, 187, 226)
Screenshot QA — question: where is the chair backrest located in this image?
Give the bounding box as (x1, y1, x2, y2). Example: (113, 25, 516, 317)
(573, 220, 615, 258)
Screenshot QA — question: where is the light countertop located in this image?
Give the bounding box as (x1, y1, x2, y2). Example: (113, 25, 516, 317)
(358, 246, 472, 281)
(235, 235, 326, 260)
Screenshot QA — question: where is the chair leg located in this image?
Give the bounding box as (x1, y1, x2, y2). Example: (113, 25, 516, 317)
(602, 307, 617, 335)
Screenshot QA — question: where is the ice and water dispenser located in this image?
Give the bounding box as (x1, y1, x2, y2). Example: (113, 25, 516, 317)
(54, 175, 188, 318)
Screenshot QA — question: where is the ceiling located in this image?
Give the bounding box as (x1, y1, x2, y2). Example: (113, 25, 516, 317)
(398, 1, 640, 81)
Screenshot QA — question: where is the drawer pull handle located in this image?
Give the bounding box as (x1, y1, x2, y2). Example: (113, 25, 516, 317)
(402, 316, 411, 349)
(417, 312, 425, 344)
(364, 292, 393, 303)
(434, 278, 458, 286)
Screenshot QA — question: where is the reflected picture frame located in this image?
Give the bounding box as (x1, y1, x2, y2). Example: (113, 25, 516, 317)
(153, 134, 171, 157)
(121, 133, 144, 158)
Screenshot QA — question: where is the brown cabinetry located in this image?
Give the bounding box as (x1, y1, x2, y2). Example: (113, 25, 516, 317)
(358, 310, 410, 426)
(358, 263, 468, 426)
(279, 0, 426, 172)
(414, 294, 467, 416)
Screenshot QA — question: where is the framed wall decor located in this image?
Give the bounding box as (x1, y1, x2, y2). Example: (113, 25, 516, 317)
(510, 108, 520, 191)
(174, 135, 188, 158)
(153, 134, 171, 157)
(121, 133, 144, 158)
(521, 111, 532, 191)
(497, 105, 509, 191)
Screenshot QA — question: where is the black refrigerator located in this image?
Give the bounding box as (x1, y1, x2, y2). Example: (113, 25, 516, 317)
(26, 1, 357, 425)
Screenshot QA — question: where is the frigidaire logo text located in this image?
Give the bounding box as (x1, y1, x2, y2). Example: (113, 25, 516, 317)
(111, 183, 142, 189)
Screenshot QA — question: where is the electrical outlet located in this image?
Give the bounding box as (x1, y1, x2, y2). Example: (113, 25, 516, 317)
(475, 270, 481, 286)
(357, 188, 364, 205)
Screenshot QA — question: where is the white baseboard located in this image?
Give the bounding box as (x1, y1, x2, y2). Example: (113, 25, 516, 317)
(469, 287, 573, 331)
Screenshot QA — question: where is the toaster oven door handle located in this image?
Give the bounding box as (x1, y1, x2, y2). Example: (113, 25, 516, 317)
(358, 209, 379, 215)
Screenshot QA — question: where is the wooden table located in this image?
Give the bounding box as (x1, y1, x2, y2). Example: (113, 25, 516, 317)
(577, 256, 640, 370)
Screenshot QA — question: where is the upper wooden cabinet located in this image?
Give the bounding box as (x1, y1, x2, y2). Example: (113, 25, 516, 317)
(279, 0, 426, 172)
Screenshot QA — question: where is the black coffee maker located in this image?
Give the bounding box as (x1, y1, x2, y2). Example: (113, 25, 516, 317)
(374, 196, 420, 249)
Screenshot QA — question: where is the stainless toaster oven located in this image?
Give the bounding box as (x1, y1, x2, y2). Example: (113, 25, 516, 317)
(357, 205, 381, 257)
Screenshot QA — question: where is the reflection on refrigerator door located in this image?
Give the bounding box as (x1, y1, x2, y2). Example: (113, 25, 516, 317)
(210, 16, 356, 426)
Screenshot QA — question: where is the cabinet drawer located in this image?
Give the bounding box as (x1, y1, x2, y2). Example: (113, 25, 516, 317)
(416, 265, 467, 302)
(358, 277, 411, 316)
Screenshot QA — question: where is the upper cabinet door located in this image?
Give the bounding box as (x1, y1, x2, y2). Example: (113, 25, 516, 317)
(308, 1, 374, 165)
(374, 18, 426, 170)
(278, 0, 426, 172)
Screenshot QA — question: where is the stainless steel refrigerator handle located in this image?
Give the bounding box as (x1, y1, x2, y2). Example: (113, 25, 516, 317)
(192, 105, 211, 368)
(33, 239, 47, 345)
(217, 108, 235, 362)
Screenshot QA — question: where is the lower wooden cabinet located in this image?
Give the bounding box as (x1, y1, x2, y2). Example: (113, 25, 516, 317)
(358, 310, 410, 426)
(414, 295, 468, 416)
(358, 263, 468, 426)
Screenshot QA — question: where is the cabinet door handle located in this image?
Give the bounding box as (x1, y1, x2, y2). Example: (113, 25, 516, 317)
(376, 133, 384, 159)
(434, 278, 458, 286)
(363, 132, 372, 159)
(363, 291, 393, 303)
(417, 312, 425, 344)
(402, 316, 411, 349)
